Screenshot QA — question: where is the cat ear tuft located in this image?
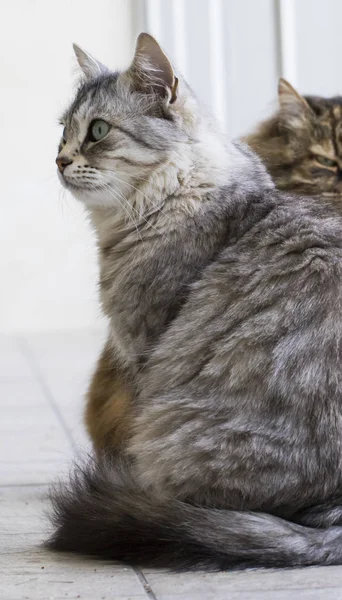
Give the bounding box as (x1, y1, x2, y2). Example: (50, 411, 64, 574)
(278, 78, 312, 113)
(130, 33, 178, 102)
(73, 44, 109, 80)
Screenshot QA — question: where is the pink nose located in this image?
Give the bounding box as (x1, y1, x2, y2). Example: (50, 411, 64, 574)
(56, 156, 73, 173)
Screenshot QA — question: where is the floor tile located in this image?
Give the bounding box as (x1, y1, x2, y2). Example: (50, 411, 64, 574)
(21, 329, 106, 374)
(3, 330, 342, 599)
(0, 379, 50, 409)
(0, 379, 72, 484)
(144, 566, 342, 598)
(156, 592, 342, 600)
(0, 335, 32, 378)
(0, 459, 71, 486)
(0, 487, 148, 600)
(42, 370, 92, 450)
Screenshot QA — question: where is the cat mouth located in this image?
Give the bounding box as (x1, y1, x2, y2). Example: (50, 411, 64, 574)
(66, 180, 98, 190)
(58, 172, 101, 191)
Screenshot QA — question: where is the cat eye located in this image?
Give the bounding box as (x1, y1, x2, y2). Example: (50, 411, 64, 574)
(62, 127, 67, 142)
(88, 120, 110, 142)
(315, 155, 338, 168)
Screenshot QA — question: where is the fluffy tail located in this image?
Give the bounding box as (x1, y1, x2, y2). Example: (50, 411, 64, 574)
(47, 457, 342, 570)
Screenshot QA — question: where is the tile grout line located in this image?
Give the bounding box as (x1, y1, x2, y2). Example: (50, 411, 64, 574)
(16, 336, 76, 452)
(16, 335, 159, 599)
(0, 482, 50, 489)
(133, 567, 158, 600)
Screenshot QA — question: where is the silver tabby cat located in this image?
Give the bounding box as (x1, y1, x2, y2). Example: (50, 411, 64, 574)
(49, 33, 342, 570)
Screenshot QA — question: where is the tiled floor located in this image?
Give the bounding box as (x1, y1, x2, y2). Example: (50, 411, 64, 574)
(2, 331, 342, 599)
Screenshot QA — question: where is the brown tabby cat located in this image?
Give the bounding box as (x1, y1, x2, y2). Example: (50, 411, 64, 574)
(245, 78, 342, 199)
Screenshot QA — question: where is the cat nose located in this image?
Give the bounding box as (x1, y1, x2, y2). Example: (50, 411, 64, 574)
(56, 156, 73, 173)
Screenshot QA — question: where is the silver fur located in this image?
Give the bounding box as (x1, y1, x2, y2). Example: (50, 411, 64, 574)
(49, 34, 342, 570)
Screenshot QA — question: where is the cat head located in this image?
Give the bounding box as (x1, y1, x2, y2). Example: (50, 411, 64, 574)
(245, 79, 342, 198)
(56, 33, 198, 209)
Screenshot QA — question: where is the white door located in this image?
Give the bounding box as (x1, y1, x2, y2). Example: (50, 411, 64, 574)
(137, 0, 342, 137)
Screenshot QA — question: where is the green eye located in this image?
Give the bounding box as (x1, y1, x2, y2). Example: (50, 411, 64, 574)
(315, 155, 337, 168)
(62, 126, 67, 142)
(89, 120, 110, 142)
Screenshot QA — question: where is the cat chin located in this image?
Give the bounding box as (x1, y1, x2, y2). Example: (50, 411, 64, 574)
(58, 170, 131, 209)
(69, 187, 118, 209)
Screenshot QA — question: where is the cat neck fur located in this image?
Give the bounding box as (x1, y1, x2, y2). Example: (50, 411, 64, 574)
(90, 131, 269, 249)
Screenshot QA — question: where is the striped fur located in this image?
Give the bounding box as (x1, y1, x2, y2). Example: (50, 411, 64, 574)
(50, 35, 342, 570)
(245, 78, 342, 202)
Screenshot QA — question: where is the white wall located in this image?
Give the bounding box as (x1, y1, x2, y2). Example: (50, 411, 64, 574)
(3, 0, 342, 333)
(0, 0, 133, 333)
(144, 0, 280, 137)
(143, 0, 342, 137)
(290, 0, 342, 96)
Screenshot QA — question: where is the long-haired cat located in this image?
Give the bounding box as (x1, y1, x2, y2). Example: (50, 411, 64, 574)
(245, 78, 342, 199)
(88, 79, 342, 456)
(49, 34, 342, 570)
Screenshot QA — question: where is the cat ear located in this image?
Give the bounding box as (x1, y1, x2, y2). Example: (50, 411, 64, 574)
(73, 44, 109, 80)
(278, 78, 312, 113)
(129, 33, 178, 103)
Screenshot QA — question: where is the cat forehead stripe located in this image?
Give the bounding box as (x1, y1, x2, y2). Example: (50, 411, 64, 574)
(66, 73, 120, 123)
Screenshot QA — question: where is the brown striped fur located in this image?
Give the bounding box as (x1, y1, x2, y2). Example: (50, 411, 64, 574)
(85, 344, 133, 453)
(245, 78, 342, 202)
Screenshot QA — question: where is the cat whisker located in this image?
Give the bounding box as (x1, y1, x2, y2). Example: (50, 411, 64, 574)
(100, 168, 197, 234)
(97, 181, 145, 245)
(58, 186, 68, 218)
(99, 180, 172, 244)
(95, 183, 151, 285)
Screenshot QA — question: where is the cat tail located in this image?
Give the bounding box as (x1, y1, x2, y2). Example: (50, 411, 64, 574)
(47, 456, 342, 571)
